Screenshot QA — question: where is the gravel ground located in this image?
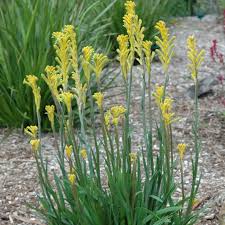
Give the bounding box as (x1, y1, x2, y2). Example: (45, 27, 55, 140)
(1, 15, 225, 225)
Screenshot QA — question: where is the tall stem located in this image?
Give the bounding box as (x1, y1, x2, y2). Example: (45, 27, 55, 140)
(88, 87, 101, 186)
(186, 78, 200, 215)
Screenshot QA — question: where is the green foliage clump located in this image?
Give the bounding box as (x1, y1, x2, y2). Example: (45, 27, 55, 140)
(24, 1, 205, 225)
(0, 0, 113, 128)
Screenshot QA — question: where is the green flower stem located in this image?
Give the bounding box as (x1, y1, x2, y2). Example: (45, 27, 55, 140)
(106, 127, 115, 170)
(180, 159, 185, 205)
(114, 126, 121, 169)
(100, 107, 112, 173)
(88, 87, 101, 187)
(186, 78, 200, 215)
(78, 107, 95, 177)
(141, 63, 148, 148)
(124, 64, 134, 173)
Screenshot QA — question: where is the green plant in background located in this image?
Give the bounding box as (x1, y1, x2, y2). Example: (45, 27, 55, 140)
(101, 0, 190, 52)
(0, 0, 115, 128)
(24, 1, 205, 224)
(217, 0, 225, 11)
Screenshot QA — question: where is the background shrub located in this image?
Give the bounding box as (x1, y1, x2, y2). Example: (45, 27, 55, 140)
(0, 0, 114, 128)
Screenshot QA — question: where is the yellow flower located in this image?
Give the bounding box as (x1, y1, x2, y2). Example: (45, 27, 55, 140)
(65, 145, 73, 159)
(23, 75, 41, 112)
(110, 105, 126, 126)
(23, 74, 38, 90)
(93, 92, 104, 109)
(42, 65, 61, 99)
(24, 125, 38, 139)
(82, 46, 94, 83)
(134, 18, 145, 64)
(80, 149, 87, 160)
(160, 97, 175, 126)
(117, 34, 130, 80)
(60, 92, 73, 113)
(187, 35, 205, 81)
(30, 139, 40, 152)
(124, 1, 136, 15)
(177, 143, 187, 161)
(123, 1, 144, 63)
(93, 53, 109, 83)
(68, 173, 76, 184)
(129, 152, 137, 163)
(155, 20, 176, 73)
(45, 105, 55, 128)
(52, 28, 70, 90)
(153, 85, 164, 106)
(64, 25, 79, 78)
(72, 73, 87, 112)
(104, 110, 112, 128)
(143, 40, 155, 74)
(110, 105, 126, 119)
(123, 13, 135, 54)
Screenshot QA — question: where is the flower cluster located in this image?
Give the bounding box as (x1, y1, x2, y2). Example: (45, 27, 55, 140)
(93, 92, 104, 109)
(45, 105, 55, 129)
(187, 35, 205, 81)
(104, 105, 126, 127)
(177, 143, 187, 161)
(155, 20, 176, 73)
(24, 125, 40, 153)
(160, 97, 175, 126)
(23, 75, 41, 112)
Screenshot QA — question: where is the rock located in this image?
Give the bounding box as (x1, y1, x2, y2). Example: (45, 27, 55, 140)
(187, 75, 219, 99)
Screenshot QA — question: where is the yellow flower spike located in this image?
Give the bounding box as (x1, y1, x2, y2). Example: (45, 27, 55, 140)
(134, 18, 145, 64)
(30, 139, 40, 152)
(187, 35, 205, 81)
(23, 75, 38, 90)
(143, 40, 155, 74)
(123, 13, 135, 51)
(117, 34, 130, 80)
(68, 173, 76, 185)
(110, 105, 126, 119)
(155, 20, 176, 73)
(64, 25, 79, 78)
(93, 53, 109, 83)
(52, 28, 70, 90)
(153, 85, 164, 106)
(162, 97, 173, 111)
(24, 125, 38, 139)
(42, 66, 61, 99)
(163, 112, 175, 126)
(45, 65, 56, 74)
(60, 92, 74, 113)
(72, 73, 87, 112)
(80, 148, 87, 160)
(65, 145, 73, 159)
(104, 110, 112, 128)
(45, 105, 55, 129)
(177, 143, 187, 161)
(155, 20, 169, 42)
(123, 1, 145, 65)
(124, 1, 136, 15)
(112, 117, 119, 127)
(82, 46, 94, 84)
(110, 105, 126, 127)
(23, 75, 41, 112)
(159, 97, 176, 126)
(93, 92, 104, 109)
(129, 152, 137, 163)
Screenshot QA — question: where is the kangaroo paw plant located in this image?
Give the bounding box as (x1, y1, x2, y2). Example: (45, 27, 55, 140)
(24, 1, 205, 224)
